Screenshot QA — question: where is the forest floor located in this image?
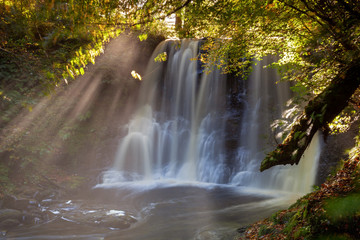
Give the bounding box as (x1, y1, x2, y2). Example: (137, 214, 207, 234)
(240, 153, 360, 240)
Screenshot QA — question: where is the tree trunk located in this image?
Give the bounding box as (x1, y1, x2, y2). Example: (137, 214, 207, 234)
(175, 13, 182, 31)
(260, 60, 360, 172)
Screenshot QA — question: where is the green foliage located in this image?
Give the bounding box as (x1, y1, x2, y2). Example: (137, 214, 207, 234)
(290, 82, 311, 103)
(142, 0, 360, 104)
(294, 131, 306, 140)
(312, 185, 321, 191)
(293, 226, 311, 239)
(138, 33, 148, 41)
(324, 193, 360, 222)
(0, 0, 128, 117)
(258, 224, 274, 236)
(282, 205, 307, 234)
(328, 106, 357, 134)
(154, 52, 168, 62)
(271, 210, 295, 225)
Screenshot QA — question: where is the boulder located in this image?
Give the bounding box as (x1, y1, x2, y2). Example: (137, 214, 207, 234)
(1, 195, 39, 211)
(0, 218, 21, 229)
(0, 209, 22, 222)
(93, 215, 136, 229)
(34, 189, 58, 202)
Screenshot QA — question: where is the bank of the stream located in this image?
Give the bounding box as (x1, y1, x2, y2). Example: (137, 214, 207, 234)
(240, 150, 360, 240)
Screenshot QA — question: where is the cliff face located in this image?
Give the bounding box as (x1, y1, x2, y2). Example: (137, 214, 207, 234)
(317, 120, 360, 185)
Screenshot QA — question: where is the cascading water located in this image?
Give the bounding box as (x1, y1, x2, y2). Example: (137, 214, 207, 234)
(7, 39, 324, 240)
(101, 39, 322, 194)
(103, 39, 229, 184)
(230, 57, 322, 193)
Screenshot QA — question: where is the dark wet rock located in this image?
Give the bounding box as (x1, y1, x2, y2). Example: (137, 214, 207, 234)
(0, 209, 22, 222)
(62, 208, 137, 229)
(0, 218, 21, 229)
(1, 195, 16, 209)
(237, 226, 248, 233)
(317, 120, 359, 185)
(1, 196, 137, 231)
(93, 215, 136, 229)
(0, 207, 48, 229)
(1, 195, 39, 211)
(11, 198, 37, 211)
(0, 194, 50, 229)
(22, 211, 45, 225)
(0, 209, 23, 230)
(36, 199, 138, 230)
(34, 189, 59, 202)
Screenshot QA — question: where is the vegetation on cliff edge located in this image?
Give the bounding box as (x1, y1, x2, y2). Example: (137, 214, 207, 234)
(242, 148, 360, 239)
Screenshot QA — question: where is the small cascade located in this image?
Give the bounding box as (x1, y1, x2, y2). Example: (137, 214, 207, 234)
(230, 57, 322, 193)
(101, 40, 322, 194)
(107, 39, 228, 183)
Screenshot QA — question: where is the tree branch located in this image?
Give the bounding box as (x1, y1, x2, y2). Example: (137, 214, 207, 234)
(260, 60, 360, 171)
(166, 0, 192, 17)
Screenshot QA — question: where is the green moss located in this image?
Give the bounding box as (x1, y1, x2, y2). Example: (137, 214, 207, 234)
(324, 193, 360, 222)
(283, 215, 299, 234)
(259, 224, 275, 236)
(293, 226, 311, 239)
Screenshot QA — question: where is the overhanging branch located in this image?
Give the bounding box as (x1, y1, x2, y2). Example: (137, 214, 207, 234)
(260, 60, 360, 172)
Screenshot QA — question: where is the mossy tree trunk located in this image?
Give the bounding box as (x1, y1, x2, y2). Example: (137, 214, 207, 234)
(260, 60, 360, 172)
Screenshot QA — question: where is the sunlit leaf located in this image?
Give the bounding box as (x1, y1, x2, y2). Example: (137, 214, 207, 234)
(138, 33, 148, 41)
(131, 70, 142, 81)
(154, 52, 167, 62)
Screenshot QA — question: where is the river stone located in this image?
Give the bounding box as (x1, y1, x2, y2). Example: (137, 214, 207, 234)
(0, 209, 22, 222)
(34, 189, 58, 202)
(0, 218, 21, 229)
(22, 212, 44, 225)
(94, 215, 136, 229)
(52, 204, 138, 230)
(1, 195, 16, 209)
(237, 226, 248, 233)
(12, 199, 37, 211)
(1, 195, 38, 211)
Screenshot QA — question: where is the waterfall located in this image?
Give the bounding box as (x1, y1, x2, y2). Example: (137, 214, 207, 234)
(230, 57, 322, 193)
(105, 40, 227, 183)
(101, 40, 322, 194)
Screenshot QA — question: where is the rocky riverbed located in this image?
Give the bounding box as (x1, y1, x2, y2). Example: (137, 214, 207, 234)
(0, 190, 137, 238)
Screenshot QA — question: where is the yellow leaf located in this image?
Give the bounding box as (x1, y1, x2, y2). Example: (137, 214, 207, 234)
(131, 70, 142, 81)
